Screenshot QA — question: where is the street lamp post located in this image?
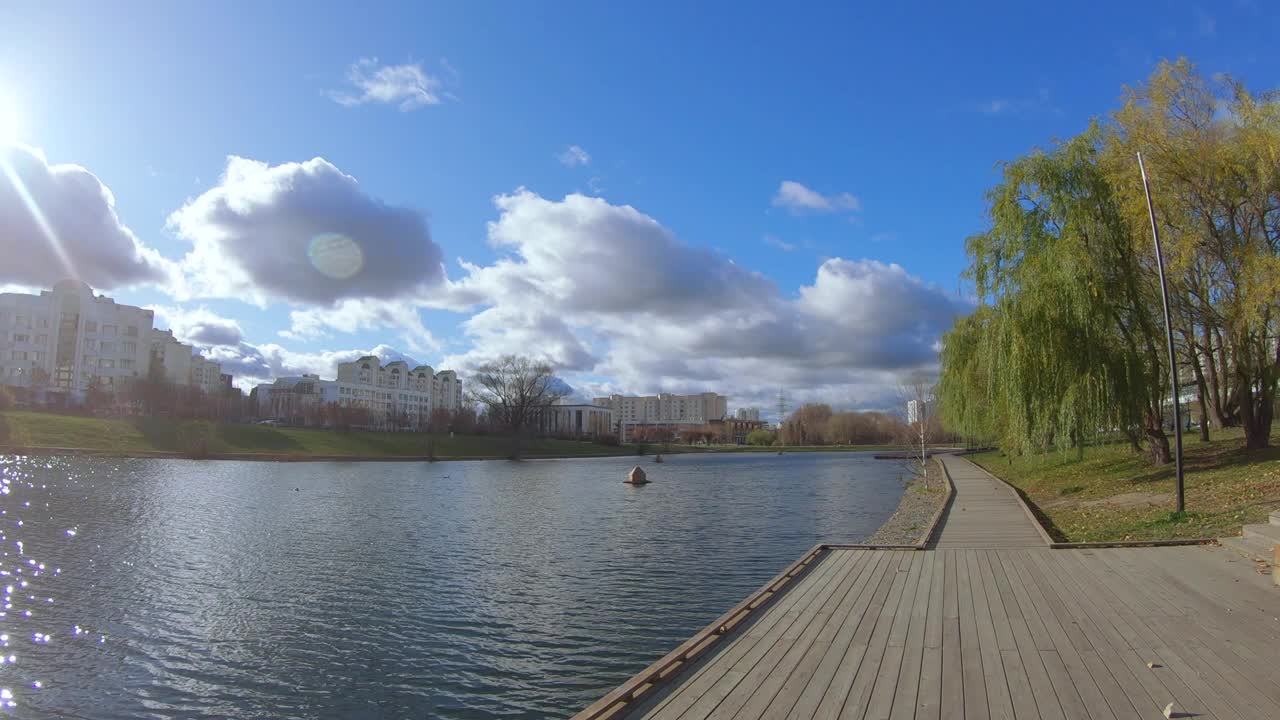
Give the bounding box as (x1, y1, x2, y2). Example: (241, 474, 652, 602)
(1137, 151, 1185, 514)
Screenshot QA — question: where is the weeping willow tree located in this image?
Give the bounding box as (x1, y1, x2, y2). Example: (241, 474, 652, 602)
(941, 125, 1174, 462)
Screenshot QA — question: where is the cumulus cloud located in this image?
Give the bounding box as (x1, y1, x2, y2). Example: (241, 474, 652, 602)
(557, 145, 591, 167)
(170, 155, 446, 306)
(150, 305, 245, 347)
(439, 190, 967, 412)
(444, 190, 775, 317)
(0, 143, 175, 289)
(771, 180, 861, 214)
(328, 58, 448, 110)
(283, 297, 439, 354)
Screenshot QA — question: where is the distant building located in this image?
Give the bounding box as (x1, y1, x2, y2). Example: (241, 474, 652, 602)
(150, 329, 228, 396)
(254, 356, 465, 431)
(592, 392, 729, 440)
(907, 398, 933, 425)
(535, 402, 614, 439)
(709, 417, 767, 444)
(0, 279, 154, 403)
(735, 407, 761, 421)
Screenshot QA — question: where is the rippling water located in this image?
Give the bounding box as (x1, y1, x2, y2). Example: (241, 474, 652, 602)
(0, 451, 906, 718)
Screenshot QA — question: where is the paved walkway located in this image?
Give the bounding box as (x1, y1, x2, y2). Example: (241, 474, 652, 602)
(601, 456, 1280, 720)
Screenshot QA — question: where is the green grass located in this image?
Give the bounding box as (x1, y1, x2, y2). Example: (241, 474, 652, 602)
(968, 427, 1280, 542)
(0, 411, 633, 460)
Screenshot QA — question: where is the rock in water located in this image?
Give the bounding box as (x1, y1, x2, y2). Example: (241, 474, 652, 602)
(654, 454, 664, 463)
(627, 466, 649, 484)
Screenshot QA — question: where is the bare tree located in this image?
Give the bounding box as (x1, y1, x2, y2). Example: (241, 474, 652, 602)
(898, 373, 937, 488)
(468, 356, 567, 457)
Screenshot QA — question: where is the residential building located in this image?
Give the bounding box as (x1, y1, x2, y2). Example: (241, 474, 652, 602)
(709, 417, 767, 444)
(149, 329, 228, 396)
(735, 407, 761, 421)
(592, 392, 729, 440)
(907, 398, 934, 425)
(254, 356, 465, 431)
(535, 402, 615, 438)
(0, 279, 154, 403)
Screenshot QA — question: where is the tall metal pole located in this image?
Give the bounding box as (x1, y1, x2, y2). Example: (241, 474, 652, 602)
(1137, 152, 1185, 513)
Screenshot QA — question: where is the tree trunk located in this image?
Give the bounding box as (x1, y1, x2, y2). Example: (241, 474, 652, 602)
(1201, 324, 1228, 428)
(1143, 406, 1171, 464)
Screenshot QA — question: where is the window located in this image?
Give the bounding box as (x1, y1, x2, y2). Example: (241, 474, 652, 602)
(36, 334, 47, 344)
(120, 359, 134, 369)
(38, 317, 49, 328)
(15, 316, 28, 328)
(11, 351, 27, 361)
(13, 333, 29, 343)
(102, 325, 117, 336)
(33, 352, 44, 363)
(122, 341, 136, 355)
(100, 342, 115, 353)
(85, 321, 97, 332)
(125, 326, 138, 337)
(99, 359, 115, 369)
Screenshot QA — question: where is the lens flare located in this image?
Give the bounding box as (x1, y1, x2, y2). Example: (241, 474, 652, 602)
(307, 233, 364, 280)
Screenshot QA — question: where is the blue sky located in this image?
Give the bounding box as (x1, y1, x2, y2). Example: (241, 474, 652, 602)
(1, 1, 1276, 413)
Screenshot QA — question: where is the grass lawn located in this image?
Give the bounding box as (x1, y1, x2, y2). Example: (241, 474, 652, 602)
(0, 411, 632, 460)
(969, 427, 1280, 542)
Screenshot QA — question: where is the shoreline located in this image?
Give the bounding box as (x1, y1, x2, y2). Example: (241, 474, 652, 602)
(860, 458, 948, 545)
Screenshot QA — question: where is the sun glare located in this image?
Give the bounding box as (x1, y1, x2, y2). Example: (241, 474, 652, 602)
(0, 98, 19, 143)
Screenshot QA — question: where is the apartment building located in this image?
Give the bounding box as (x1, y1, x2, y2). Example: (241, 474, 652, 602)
(0, 279, 154, 402)
(255, 356, 466, 430)
(735, 407, 762, 421)
(591, 392, 729, 440)
(535, 402, 614, 438)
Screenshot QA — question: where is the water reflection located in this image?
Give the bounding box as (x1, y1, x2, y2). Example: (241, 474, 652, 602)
(0, 452, 906, 718)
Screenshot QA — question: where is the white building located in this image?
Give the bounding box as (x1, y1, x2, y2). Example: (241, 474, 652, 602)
(536, 402, 614, 438)
(735, 407, 761, 421)
(255, 356, 466, 431)
(149, 329, 227, 397)
(592, 392, 729, 436)
(0, 279, 154, 402)
(907, 399, 934, 425)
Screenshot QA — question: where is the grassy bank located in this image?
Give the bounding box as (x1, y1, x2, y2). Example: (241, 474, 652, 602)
(0, 411, 906, 461)
(968, 428, 1280, 542)
(0, 411, 632, 460)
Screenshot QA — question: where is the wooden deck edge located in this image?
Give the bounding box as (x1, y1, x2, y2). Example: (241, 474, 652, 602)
(824, 543, 922, 550)
(1048, 538, 1217, 549)
(916, 459, 957, 547)
(570, 543, 830, 720)
(948, 455, 1056, 547)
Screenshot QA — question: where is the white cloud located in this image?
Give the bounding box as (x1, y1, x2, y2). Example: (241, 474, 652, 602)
(328, 58, 448, 110)
(771, 180, 861, 214)
(150, 305, 244, 346)
(557, 145, 591, 167)
(0, 143, 175, 289)
(170, 155, 446, 307)
(438, 190, 967, 411)
(763, 233, 796, 252)
(282, 297, 439, 354)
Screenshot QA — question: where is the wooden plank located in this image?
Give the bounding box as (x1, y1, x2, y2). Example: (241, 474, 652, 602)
(835, 553, 915, 720)
(993, 552, 1084, 720)
(776, 552, 896, 720)
(755, 550, 886, 719)
(965, 550, 1014, 720)
(887, 548, 934, 720)
(955, 548, 990, 720)
(726, 550, 880, 719)
(984, 551, 1066, 720)
(810, 551, 907, 720)
(1005, 552, 1116, 720)
(640, 549, 856, 719)
(915, 553, 945, 720)
(686, 549, 868, 720)
(865, 552, 926, 720)
(939, 551, 964, 720)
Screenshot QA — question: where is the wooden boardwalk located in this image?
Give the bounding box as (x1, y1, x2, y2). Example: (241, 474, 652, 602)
(931, 455, 1046, 549)
(585, 456, 1280, 720)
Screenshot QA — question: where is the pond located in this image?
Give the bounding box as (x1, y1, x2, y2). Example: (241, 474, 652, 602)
(0, 451, 908, 718)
